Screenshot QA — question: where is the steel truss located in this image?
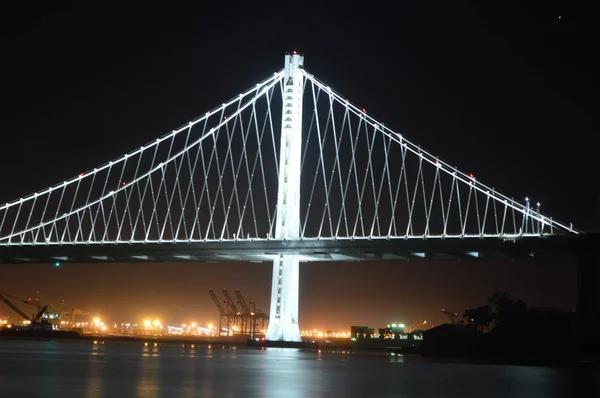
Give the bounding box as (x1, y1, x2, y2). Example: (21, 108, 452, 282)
(0, 67, 578, 246)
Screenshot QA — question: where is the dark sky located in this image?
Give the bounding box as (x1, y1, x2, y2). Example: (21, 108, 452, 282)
(0, 1, 596, 330)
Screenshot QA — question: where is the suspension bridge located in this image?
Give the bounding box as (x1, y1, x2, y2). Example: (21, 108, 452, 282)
(0, 53, 591, 342)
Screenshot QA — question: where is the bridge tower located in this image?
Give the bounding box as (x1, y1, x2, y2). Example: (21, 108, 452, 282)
(265, 53, 304, 342)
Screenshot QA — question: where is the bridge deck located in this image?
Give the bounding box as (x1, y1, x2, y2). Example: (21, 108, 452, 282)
(0, 235, 582, 264)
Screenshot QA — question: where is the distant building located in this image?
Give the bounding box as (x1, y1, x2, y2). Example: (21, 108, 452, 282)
(378, 322, 406, 339)
(350, 325, 374, 340)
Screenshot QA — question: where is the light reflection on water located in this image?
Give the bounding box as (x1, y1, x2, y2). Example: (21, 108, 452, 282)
(86, 344, 104, 398)
(0, 339, 598, 397)
(137, 342, 160, 398)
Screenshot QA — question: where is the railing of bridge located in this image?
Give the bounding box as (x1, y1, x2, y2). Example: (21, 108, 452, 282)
(0, 68, 578, 246)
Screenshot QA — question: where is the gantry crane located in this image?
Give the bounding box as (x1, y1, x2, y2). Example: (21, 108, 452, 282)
(222, 289, 240, 315)
(61, 309, 90, 329)
(208, 288, 268, 338)
(209, 288, 234, 336)
(235, 289, 268, 339)
(234, 289, 251, 336)
(227, 288, 259, 336)
(222, 289, 245, 335)
(248, 299, 268, 338)
(234, 289, 250, 314)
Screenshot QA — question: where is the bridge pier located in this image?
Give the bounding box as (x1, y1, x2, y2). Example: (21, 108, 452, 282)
(265, 52, 304, 342)
(266, 254, 300, 341)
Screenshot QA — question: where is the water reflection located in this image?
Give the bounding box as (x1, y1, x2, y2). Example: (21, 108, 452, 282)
(179, 344, 197, 358)
(501, 365, 600, 398)
(86, 343, 104, 398)
(255, 348, 327, 398)
(141, 342, 159, 357)
(0, 340, 598, 397)
(137, 343, 161, 398)
(39, 341, 61, 397)
(389, 352, 405, 363)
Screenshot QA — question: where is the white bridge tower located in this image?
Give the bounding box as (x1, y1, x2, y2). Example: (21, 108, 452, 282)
(265, 53, 304, 342)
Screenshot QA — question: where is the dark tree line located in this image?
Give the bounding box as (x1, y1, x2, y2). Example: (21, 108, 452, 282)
(463, 292, 528, 333)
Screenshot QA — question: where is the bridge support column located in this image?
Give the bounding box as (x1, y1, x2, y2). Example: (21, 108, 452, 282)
(266, 254, 300, 341)
(266, 53, 304, 342)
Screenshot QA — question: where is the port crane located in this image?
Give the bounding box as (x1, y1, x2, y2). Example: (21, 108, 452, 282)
(209, 288, 232, 336)
(29, 290, 63, 321)
(234, 289, 251, 314)
(234, 289, 267, 339)
(222, 289, 240, 315)
(441, 309, 464, 325)
(61, 308, 90, 328)
(208, 288, 268, 338)
(0, 292, 49, 328)
(27, 291, 90, 329)
(405, 320, 427, 333)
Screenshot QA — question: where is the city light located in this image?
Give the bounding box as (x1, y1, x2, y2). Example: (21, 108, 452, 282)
(1, 309, 368, 341)
(300, 329, 351, 339)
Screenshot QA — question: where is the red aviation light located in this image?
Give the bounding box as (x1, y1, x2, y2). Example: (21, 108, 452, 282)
(122, 182, 127, 186)
(469, 173, 475, 178)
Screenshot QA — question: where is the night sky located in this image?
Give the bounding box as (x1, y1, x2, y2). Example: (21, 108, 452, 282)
(0, 1, 597, 330)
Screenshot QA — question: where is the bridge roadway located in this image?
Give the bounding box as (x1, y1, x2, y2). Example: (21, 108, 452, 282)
(0, 234, 593, 265)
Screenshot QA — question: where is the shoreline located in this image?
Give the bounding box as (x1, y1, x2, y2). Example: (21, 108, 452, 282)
(1, 333, 598, 368)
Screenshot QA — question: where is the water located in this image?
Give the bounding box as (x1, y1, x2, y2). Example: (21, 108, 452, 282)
(0, 340, 598, 397)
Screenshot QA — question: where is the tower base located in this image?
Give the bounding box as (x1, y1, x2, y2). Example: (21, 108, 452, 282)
(265, 254, 301, 342)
